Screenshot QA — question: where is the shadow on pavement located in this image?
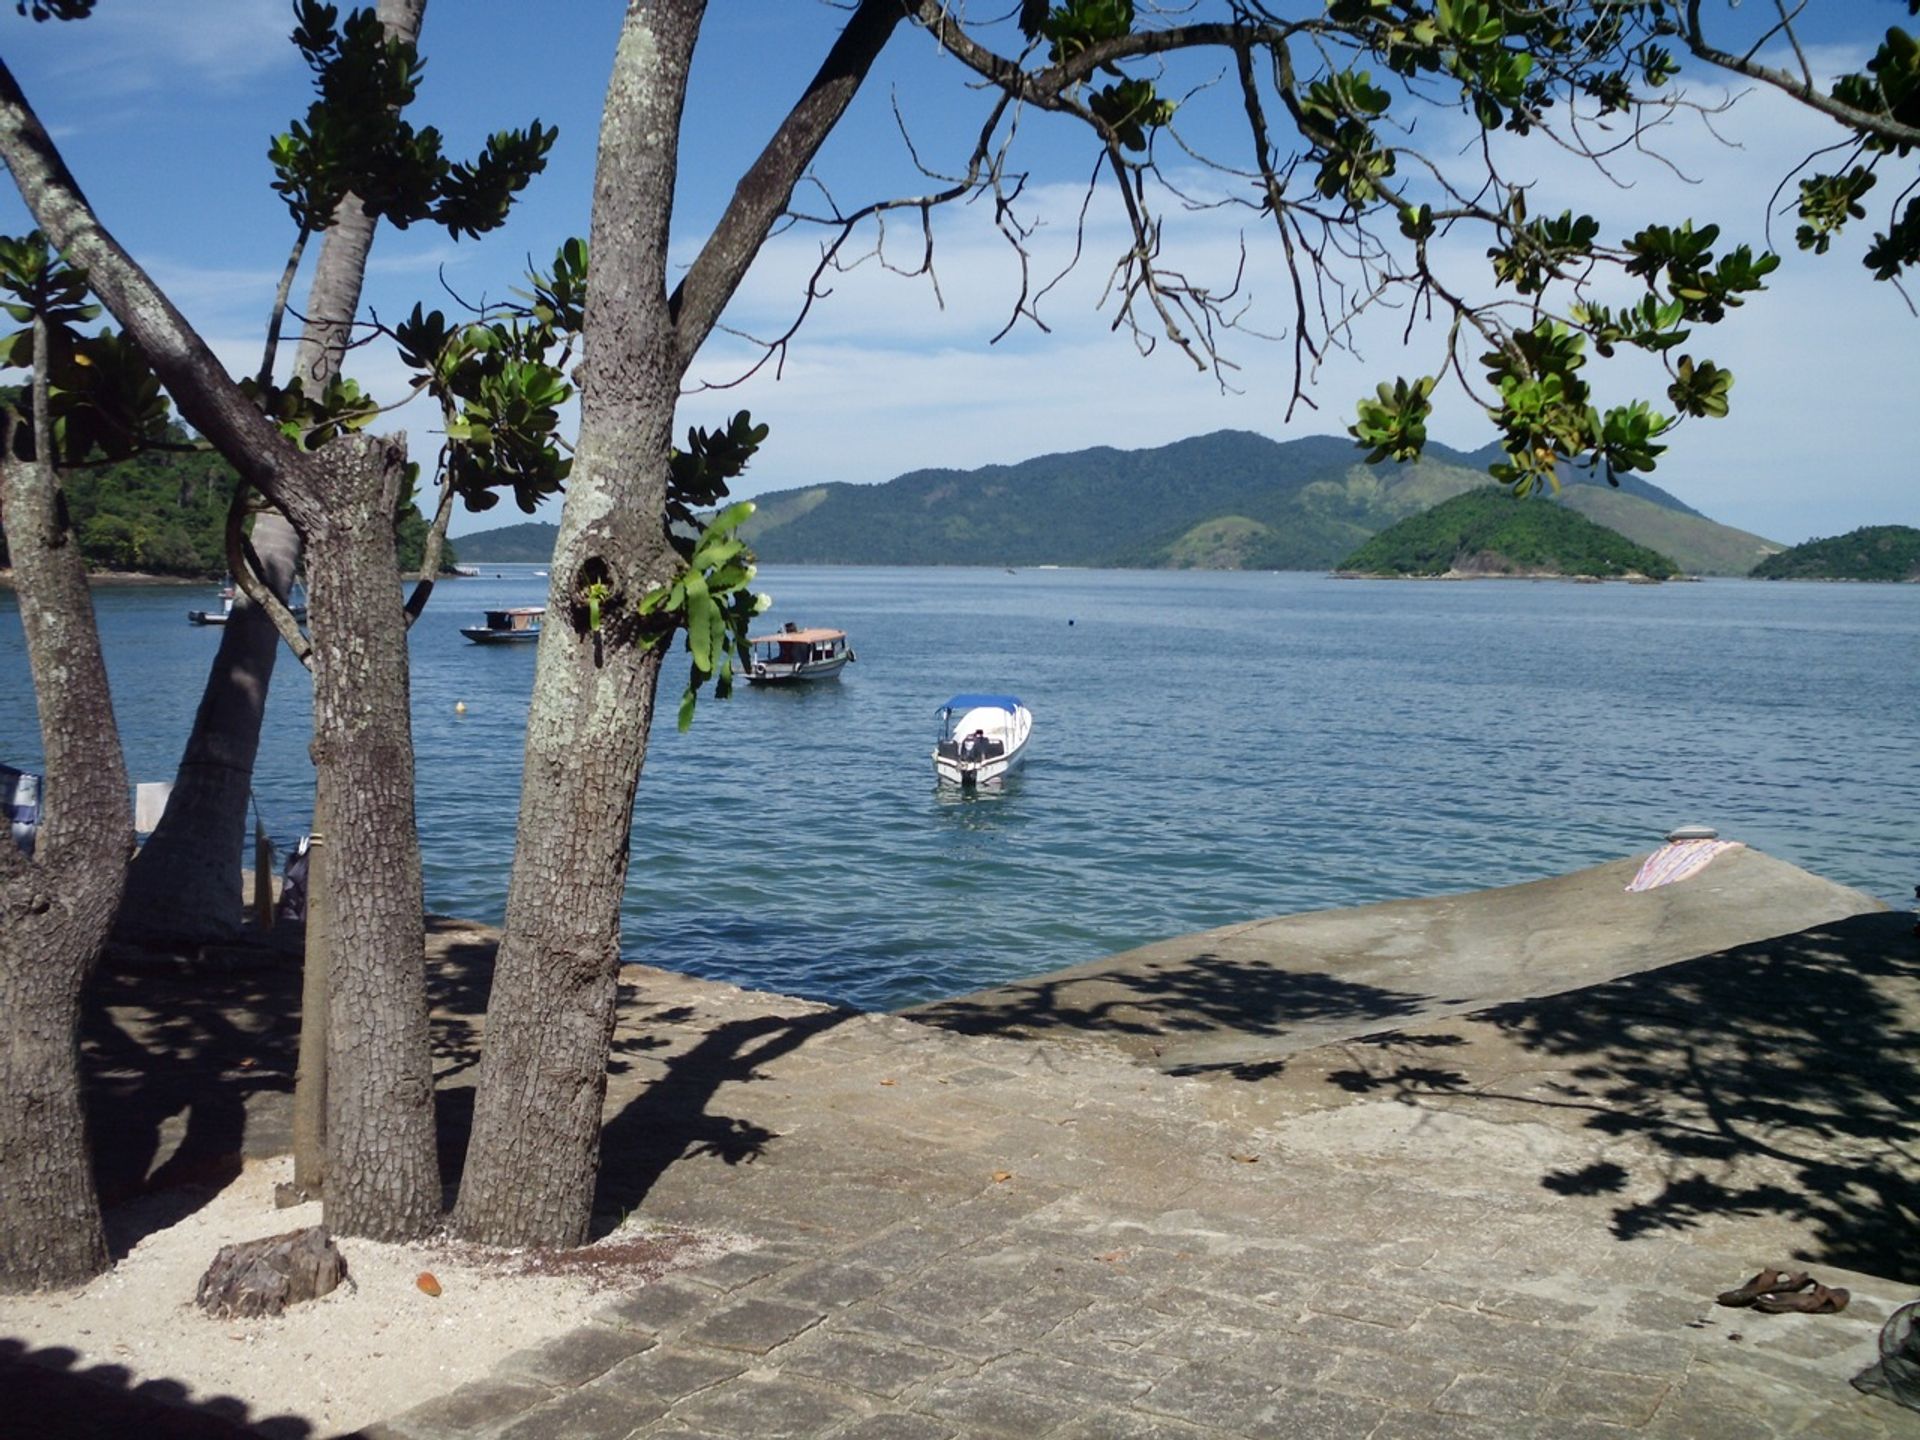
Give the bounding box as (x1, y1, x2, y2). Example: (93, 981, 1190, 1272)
(1332, 912, 1920, 1283)
(906, 948, 1434, 1050)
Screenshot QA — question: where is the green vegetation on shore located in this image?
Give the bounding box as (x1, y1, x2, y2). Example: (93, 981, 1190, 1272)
(1337, 487, 1681, 579)
(1749, 525, 1920, 581)
(0, 434, 450, 578)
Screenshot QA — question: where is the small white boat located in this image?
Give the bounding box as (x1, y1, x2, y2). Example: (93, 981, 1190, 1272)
(190, 580, 306, 626)
(932, 694, 1032, 788)
(745, 624, 855, 684)
(460, 606, 543, 644)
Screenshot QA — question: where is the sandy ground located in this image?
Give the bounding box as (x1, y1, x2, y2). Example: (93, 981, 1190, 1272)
(0, 1155, 746, 1438)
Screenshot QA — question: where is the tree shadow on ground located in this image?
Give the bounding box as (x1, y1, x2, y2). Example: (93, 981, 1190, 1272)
(591, 1005, 851, 1235)
(81, 915, 504, 1253)
(907, 949, 1433, 1053)
(0, 1336, 335, 1439)
(1331, 913, 1920, 1283)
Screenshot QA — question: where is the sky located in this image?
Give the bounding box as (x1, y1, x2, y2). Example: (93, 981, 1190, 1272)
(0, 1, 1912, 547)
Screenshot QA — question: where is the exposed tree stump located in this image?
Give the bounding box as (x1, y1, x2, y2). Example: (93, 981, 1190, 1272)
(195, 1225, 346, 1318)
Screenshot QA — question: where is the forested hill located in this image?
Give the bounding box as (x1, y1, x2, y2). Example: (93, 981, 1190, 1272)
(1338, 488, 1681, 580)
(0, 442, 448, 578)
(446, 521, 560, 563)
(735, 430, 1772, 574)
(1749, 525, 1920, 581)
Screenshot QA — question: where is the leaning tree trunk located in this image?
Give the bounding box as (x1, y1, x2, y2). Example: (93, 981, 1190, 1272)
(116, 512, 299, 943)
(302, 433, 440, 1241)
(451, 5, 696, 1248)
(0, 449, 134, 1292)
(115, 0, 429, 948)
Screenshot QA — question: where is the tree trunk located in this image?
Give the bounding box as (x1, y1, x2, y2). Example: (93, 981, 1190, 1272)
(303, 434, 440, 1241)
(0, 450, 134, 1292)
(452, 2, 700, 1248)
(116, 512, 299, 943)
(289, 786, 331, 1200)
(114, 0, 428, 948)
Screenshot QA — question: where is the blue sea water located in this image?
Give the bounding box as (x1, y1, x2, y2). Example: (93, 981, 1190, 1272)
(4, 566, 1916, 1010)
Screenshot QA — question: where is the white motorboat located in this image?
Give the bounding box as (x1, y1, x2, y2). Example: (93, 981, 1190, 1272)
(190, 580, 306, 626)
(745, 623, 854, 684)
(460, 606, 544, 644)
(932, 694, 1032, 788)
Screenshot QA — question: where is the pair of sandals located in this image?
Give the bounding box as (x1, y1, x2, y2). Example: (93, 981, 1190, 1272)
(1716, 1268, 1850, 1314)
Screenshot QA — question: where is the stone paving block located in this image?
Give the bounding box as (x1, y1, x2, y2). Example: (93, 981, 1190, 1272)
(771, 1325, 963, 1399)
(597, 1345, 750, 1408)
(1236, 1383, 1388, 1440)
(887, 1265, 1027, 1329)
(1474, 1288, 1600, 1326)
(1316, 1349, 1457, 1409)
(983, 1284, 1094, 1343)
(1408, 1307, 1584, 1374)
(976, 1350, 1155, 1407)
(494, 1379, 667, 1440)
(682, 1297, 827, 1355)
(910, 1371, 1089, 1435)
(1433, 1369, 1554, 1417)
(1133, 1359, 1280, 1433)
(678, 1248, 799, 1293)
(828, 1412, 961, 1440)
(380, 1378, 555, 1437)
(1571, 1331, 1700, 1379)
(664, 1371, 873, 1439)
(1051, 1412, 1218, 1440)
(1304, 1281, 1427, 1330)
(770, 1260, 893, 1310)
(835, 1225, 968, 1277)
(494, 1323, 658, 1389)
(600, 1281, 720, 1337)
(1539, 1365, 1672, 1428)
(836, 1302, 1012, 1363)
(1370, 1413, 1533, 1440)
(1047, 1299, 1173, 1349)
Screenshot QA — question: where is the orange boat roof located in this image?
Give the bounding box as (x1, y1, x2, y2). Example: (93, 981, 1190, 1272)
(748, 627, 845, 644)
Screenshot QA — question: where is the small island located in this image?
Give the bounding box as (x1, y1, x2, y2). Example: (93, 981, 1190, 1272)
(1749, 524, 1920, 582)
(1336, 486, 1681, 580)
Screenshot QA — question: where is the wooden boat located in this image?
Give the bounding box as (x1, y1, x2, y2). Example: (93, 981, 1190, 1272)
(932, 694, 1032, 788)
(745, 623, 854, 684)
(460, 606, 544, 644)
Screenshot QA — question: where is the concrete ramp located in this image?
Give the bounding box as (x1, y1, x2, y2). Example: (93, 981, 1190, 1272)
(904, 845, 1886, 1072)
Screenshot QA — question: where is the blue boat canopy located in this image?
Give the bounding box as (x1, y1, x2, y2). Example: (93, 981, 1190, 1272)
(937, 694, 1022, 713)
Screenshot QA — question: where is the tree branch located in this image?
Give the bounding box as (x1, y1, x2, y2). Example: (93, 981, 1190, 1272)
(670, 0, 907, 362)
(0, 57, 314, 528)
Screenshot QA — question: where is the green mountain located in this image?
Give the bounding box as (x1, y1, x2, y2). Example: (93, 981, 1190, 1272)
(1750, 525, 1920, 581)
(737, 430, 1770, 573)
(448, 521, 560, 563)
(1338, 487, 1681, 580)
(439, 431, 1772, 575)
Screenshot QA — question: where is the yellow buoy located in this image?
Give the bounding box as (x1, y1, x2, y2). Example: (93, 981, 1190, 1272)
(455, 701, 467, 714)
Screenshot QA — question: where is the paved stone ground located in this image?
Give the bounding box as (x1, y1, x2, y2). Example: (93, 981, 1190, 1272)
(368, 927, 1910, 1438)
(50, 855, 1920, 1438)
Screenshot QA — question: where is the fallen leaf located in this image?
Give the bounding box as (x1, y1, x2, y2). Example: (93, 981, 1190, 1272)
(991, 1170, 1014, 1184)
(879, 1078, 897, 1087)
(1229, 1153, 1260, 1164)
(237, 1057, 256, 1070)
(416, 1272, 442, 1297)
(1096, 1249, 1127, 1264)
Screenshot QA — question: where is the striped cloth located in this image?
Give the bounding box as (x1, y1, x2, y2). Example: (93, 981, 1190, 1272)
(1626, 838, 1743, 892)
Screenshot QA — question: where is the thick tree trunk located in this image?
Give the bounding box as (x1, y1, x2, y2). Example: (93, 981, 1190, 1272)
(0, 451, 134, 1292)
(452, 2, 700, 1248)
(303, 434, 440, 1241)
(114, 0, 428, 948)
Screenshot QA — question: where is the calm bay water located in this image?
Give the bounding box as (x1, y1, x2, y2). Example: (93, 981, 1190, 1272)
(4, 566, 1916, 1010)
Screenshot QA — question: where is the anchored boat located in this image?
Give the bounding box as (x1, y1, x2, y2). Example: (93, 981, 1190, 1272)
(932, 694, 1032, 788)
(460, 606, 543, 644)
(745, 624, 855, 684)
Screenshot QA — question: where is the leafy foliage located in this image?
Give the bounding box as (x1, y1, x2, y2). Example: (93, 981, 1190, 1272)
(1338, 486, 1680, 579)
(1750, 525, 1920, 582)
(270, 1, 555, 237)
